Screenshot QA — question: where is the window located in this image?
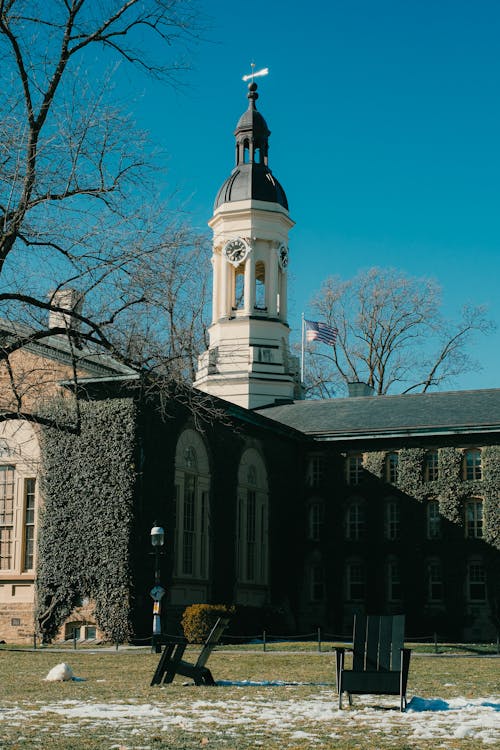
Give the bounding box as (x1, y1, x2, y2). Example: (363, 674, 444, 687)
(22, 478, 36, 570)
(463, 449, 482, 481)
(182, 473, 196, 574)
(424, 450, 439, 482)
(427, 560, 443, 602)
(346, 454, 363, 485)
(311, 564, 324, 602)
(308, 502, 324, 541)
(174, 430, 211, 580)
(237, 449, 269, 585)
(465, 498, 483, 539)
(384, 499, 400, 540)
(426, 500, 441, 540)
(0, 465, 15, 570)
(345, 500, 365, 540)
(387, 559, 401, 601)
(234, 268, 245, 310)
(254, 261, 266, 309)
(467, 560, 486, 602)
(307, 454, 325, 487)
(385, 453, 399, 483)
(346, 560, 365, 601)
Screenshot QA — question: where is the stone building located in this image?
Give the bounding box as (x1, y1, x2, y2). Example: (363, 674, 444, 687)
(1, 83, 498, 644)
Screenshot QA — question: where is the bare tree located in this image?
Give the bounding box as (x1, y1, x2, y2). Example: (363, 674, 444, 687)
(304, 267, 495, 397)
(0, 1, 213, 422)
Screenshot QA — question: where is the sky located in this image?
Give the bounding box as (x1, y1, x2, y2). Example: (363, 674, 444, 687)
(118, 0, 499, 391)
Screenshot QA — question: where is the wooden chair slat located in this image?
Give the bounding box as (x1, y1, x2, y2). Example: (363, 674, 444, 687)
(366, 615, 380, 671)
(378, 616, 393, 671)
(150, 617, 229, 687)
(352, 614, 367, 672)
(335, 613, 412, 712)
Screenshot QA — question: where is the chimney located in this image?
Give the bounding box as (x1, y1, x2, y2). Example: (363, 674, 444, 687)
(48, 289, 83, 331)
(347, 381, 375, 398)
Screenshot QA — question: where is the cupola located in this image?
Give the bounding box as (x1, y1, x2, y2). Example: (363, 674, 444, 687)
(214, 82, 288, 210)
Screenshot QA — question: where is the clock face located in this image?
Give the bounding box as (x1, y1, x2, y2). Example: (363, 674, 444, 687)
(223, 237, 249, 264)
(278, 244, 289, 269)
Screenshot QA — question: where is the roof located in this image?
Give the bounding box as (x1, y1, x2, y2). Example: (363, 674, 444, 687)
(256, 389, 500, 441)
(0, 317, 135, 379)
(214, 164, 288, 210)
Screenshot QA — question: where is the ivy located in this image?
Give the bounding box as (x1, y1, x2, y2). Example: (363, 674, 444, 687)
(36, 398, 137, 642)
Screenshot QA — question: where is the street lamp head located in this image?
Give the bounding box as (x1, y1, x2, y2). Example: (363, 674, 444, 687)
(150, 522, 165, 548)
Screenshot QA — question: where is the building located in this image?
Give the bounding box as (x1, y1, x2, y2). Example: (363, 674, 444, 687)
(1, 83, 498, 644)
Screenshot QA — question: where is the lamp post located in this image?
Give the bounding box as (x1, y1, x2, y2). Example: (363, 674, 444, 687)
(150, 521, 165, 654)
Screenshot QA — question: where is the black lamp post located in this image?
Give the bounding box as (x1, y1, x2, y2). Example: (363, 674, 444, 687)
(150, 521, 165, 654)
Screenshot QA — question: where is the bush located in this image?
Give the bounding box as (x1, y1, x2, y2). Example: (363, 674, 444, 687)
(181, 603, 292, 643)
(181, 604, 234, 643)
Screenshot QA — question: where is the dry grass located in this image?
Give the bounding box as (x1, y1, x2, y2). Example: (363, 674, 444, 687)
(0, 648, 498, 749)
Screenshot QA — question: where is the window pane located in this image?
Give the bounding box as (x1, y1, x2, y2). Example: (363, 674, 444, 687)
(0, 466, 15, 570)
(345, 502, 365, 540)
(464, 449, 482, 480)
(386, 453, 399, 483)
(427, 501, 441, 539)
(347, 455, 363, 485)
(425, 451, 439, 481)
(465, 499, 483, 539)
(385, 501, 400, 540)
(23, 478, 36, 571)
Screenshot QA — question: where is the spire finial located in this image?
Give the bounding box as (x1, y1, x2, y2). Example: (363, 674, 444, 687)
(242, 63, 269, 83)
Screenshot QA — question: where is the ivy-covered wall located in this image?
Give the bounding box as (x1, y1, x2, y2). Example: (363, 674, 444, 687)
(363, 445, 499, 549)
(36, 398, 138, 642)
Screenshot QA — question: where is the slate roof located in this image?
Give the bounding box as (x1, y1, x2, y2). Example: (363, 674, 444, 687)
(0, 317, 135, 378)
(256, 389, 500, 441)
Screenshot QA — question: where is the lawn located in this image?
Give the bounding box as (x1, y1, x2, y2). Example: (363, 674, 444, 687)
(0, 647, 498, 749)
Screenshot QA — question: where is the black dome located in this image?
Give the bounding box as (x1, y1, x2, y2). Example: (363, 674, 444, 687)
(214, 163, 288, 210)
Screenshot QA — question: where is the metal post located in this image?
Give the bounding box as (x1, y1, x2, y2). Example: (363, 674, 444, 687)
(434, 632, 438, 654)
(150, 523, 165, 655)
(263, 629, 266, 652)
(33, 632, 37, 650)
(317, 627, 321, 653)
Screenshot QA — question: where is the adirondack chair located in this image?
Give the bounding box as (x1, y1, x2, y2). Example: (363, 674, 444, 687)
(150, 616, 229, 686)
(335, 614, 411, 711)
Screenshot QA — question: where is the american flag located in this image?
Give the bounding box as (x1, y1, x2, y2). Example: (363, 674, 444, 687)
(305, 319, 338, 346)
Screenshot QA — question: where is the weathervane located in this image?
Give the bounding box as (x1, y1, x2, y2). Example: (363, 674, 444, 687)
(242, 62, 269, 83)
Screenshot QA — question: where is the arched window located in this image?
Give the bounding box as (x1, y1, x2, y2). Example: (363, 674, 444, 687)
(385, 452, 399, 483)
(234, 267, 245, 310)
(424, 450, 439, 482)
(237, 448, 269, 585)
(463, 449, 482, 480)
(464, 498, 483, 538)
(345, 498, 366, 540)
(174, 429, 210, 580)
(466, 558, 486, 602)
(384, 498, 400, 540)
(426, 559, 443, 602)
(254, 261, 266, 309)
(426, 500, 441, 539)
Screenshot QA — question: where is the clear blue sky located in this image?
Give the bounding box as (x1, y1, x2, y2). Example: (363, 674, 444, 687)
(120, 0, 499, 391)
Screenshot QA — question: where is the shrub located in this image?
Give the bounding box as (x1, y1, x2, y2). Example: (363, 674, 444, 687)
(181, 604, 234, 643)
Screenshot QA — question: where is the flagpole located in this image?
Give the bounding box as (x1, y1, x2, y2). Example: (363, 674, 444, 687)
(301, 313, 305, 384)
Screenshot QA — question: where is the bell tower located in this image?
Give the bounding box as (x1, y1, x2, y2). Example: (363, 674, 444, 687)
(194, 81, 300, 409)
